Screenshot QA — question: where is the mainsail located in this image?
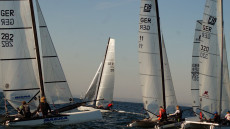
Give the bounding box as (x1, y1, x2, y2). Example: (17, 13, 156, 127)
(199, 0, 229, 119)
(36, 0, 73, 104)
(84, 62, 102, 104)
(96, 38, 115, 107)
(138, 0, 177, 118)
(191, 20, 202, 114)
(0, 0, 40, 111)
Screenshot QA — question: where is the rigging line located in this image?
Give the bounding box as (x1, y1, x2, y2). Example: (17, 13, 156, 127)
(143, 108, 158, 116)
(28, 90, 40, 104)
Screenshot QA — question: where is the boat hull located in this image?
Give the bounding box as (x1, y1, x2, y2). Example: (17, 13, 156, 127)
(128, 119, 158, 128)
(181, 121, 230, 129)
(78, 106, 111, 112)
(4, 110, 102, 126)
(128, 119, 182, 129)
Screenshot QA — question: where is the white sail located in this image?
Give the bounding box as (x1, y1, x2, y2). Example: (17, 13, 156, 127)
(36, 0, 73, 104)
(221, 36, 230, 114)
(0, 1, 40, 111)
(84, 62, 102, 103)
(191, 20, 202, 114)
(162, 36, 177, 114)
(96, 38, 115, 107)
(139, 0, 163, 118)
(199, 0, 222, 119)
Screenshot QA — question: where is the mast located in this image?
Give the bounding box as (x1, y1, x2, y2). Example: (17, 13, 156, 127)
(29, 0, 45, 97)
(94, 38, 110, 107)
(155, 0, 166, 109)
(219, 0, 224, 117)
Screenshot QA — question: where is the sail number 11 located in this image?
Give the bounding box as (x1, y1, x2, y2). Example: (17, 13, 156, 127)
(1, 33, 14, 47)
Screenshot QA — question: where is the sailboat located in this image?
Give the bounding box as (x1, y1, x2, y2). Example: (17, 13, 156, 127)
(78, 38, 115, 112)
(0, 0, 102, 126)
(182, 0, 230, 128)
(128, 0, 179, 128)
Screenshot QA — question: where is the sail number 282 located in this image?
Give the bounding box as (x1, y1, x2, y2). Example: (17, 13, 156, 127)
(1, 33, 14, 47)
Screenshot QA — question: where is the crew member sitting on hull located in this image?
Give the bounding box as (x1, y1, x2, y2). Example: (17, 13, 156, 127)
(17, 101, 31, 118)
(224, 111, 230, 125)
(105, 103, 113, 110)
(170, 105, 182, 122)
(37, 96, 51, 118)
(17, 103, 24, 116)
(209, 112, 220, 123)
(157, 106, 167, 122)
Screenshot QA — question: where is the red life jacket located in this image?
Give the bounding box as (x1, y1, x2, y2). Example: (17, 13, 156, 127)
(108, 103, 113, 107)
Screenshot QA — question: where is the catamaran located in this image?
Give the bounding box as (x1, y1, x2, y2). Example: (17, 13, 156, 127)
(128, 0, 179, 128)
(182, 0, 230, 128)
(0, 0, 102, 126)
(78, 38, 115, 112)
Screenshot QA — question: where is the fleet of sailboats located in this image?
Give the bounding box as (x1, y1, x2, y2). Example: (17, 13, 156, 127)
(0, 0, 102, 126)
(0, 0, 229, 128)
(78, 38, 115, 112)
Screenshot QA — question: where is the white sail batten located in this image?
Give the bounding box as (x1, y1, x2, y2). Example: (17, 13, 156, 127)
(139, 0, 163, 118)
(191, 20, 202, 114)
(96, 38, 115, 107)
(162, 37, 177, 114)
(36, 0, 73, 104)
(0, 1, 40, 111)
(199, 0, 222, 119)
(84, 62, 102, 103)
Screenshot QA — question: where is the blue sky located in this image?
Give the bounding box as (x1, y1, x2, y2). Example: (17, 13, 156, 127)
(36, 0, 230, 105)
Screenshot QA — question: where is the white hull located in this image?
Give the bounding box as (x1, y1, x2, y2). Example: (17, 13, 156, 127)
(78, 106, 111, 112)
(181, 120, 230, 129)
(5, 110, 102, 126)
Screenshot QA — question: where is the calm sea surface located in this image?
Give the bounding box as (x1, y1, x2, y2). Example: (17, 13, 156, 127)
(0, 93, 194, 129)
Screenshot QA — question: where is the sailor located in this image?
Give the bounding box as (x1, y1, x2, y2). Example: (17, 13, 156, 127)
(157, 106, 167, 122)
(17, 102, 24, 116)
(37, 96, 51, 118)
(21, 101, 31, 118)
(209, 112, 220, 123)
(170, 105, 182, 122)
(224, 111, 230, 125)
(106, 103, 113, 110)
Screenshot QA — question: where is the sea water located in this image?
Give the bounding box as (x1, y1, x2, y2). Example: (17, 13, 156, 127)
(0, 93, 194, 129)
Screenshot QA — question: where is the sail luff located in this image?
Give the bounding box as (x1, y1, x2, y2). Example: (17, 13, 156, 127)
(29, 0, 45, 97)
(155, 0, 166, 110)
(218, 0, 223, 117)
(94, 38, 110, 107)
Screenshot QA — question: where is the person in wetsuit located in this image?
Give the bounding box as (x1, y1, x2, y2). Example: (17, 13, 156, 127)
(37, 96, 51, 118)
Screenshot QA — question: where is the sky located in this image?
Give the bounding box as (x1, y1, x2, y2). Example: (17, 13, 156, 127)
(10, 0, 230, 106)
